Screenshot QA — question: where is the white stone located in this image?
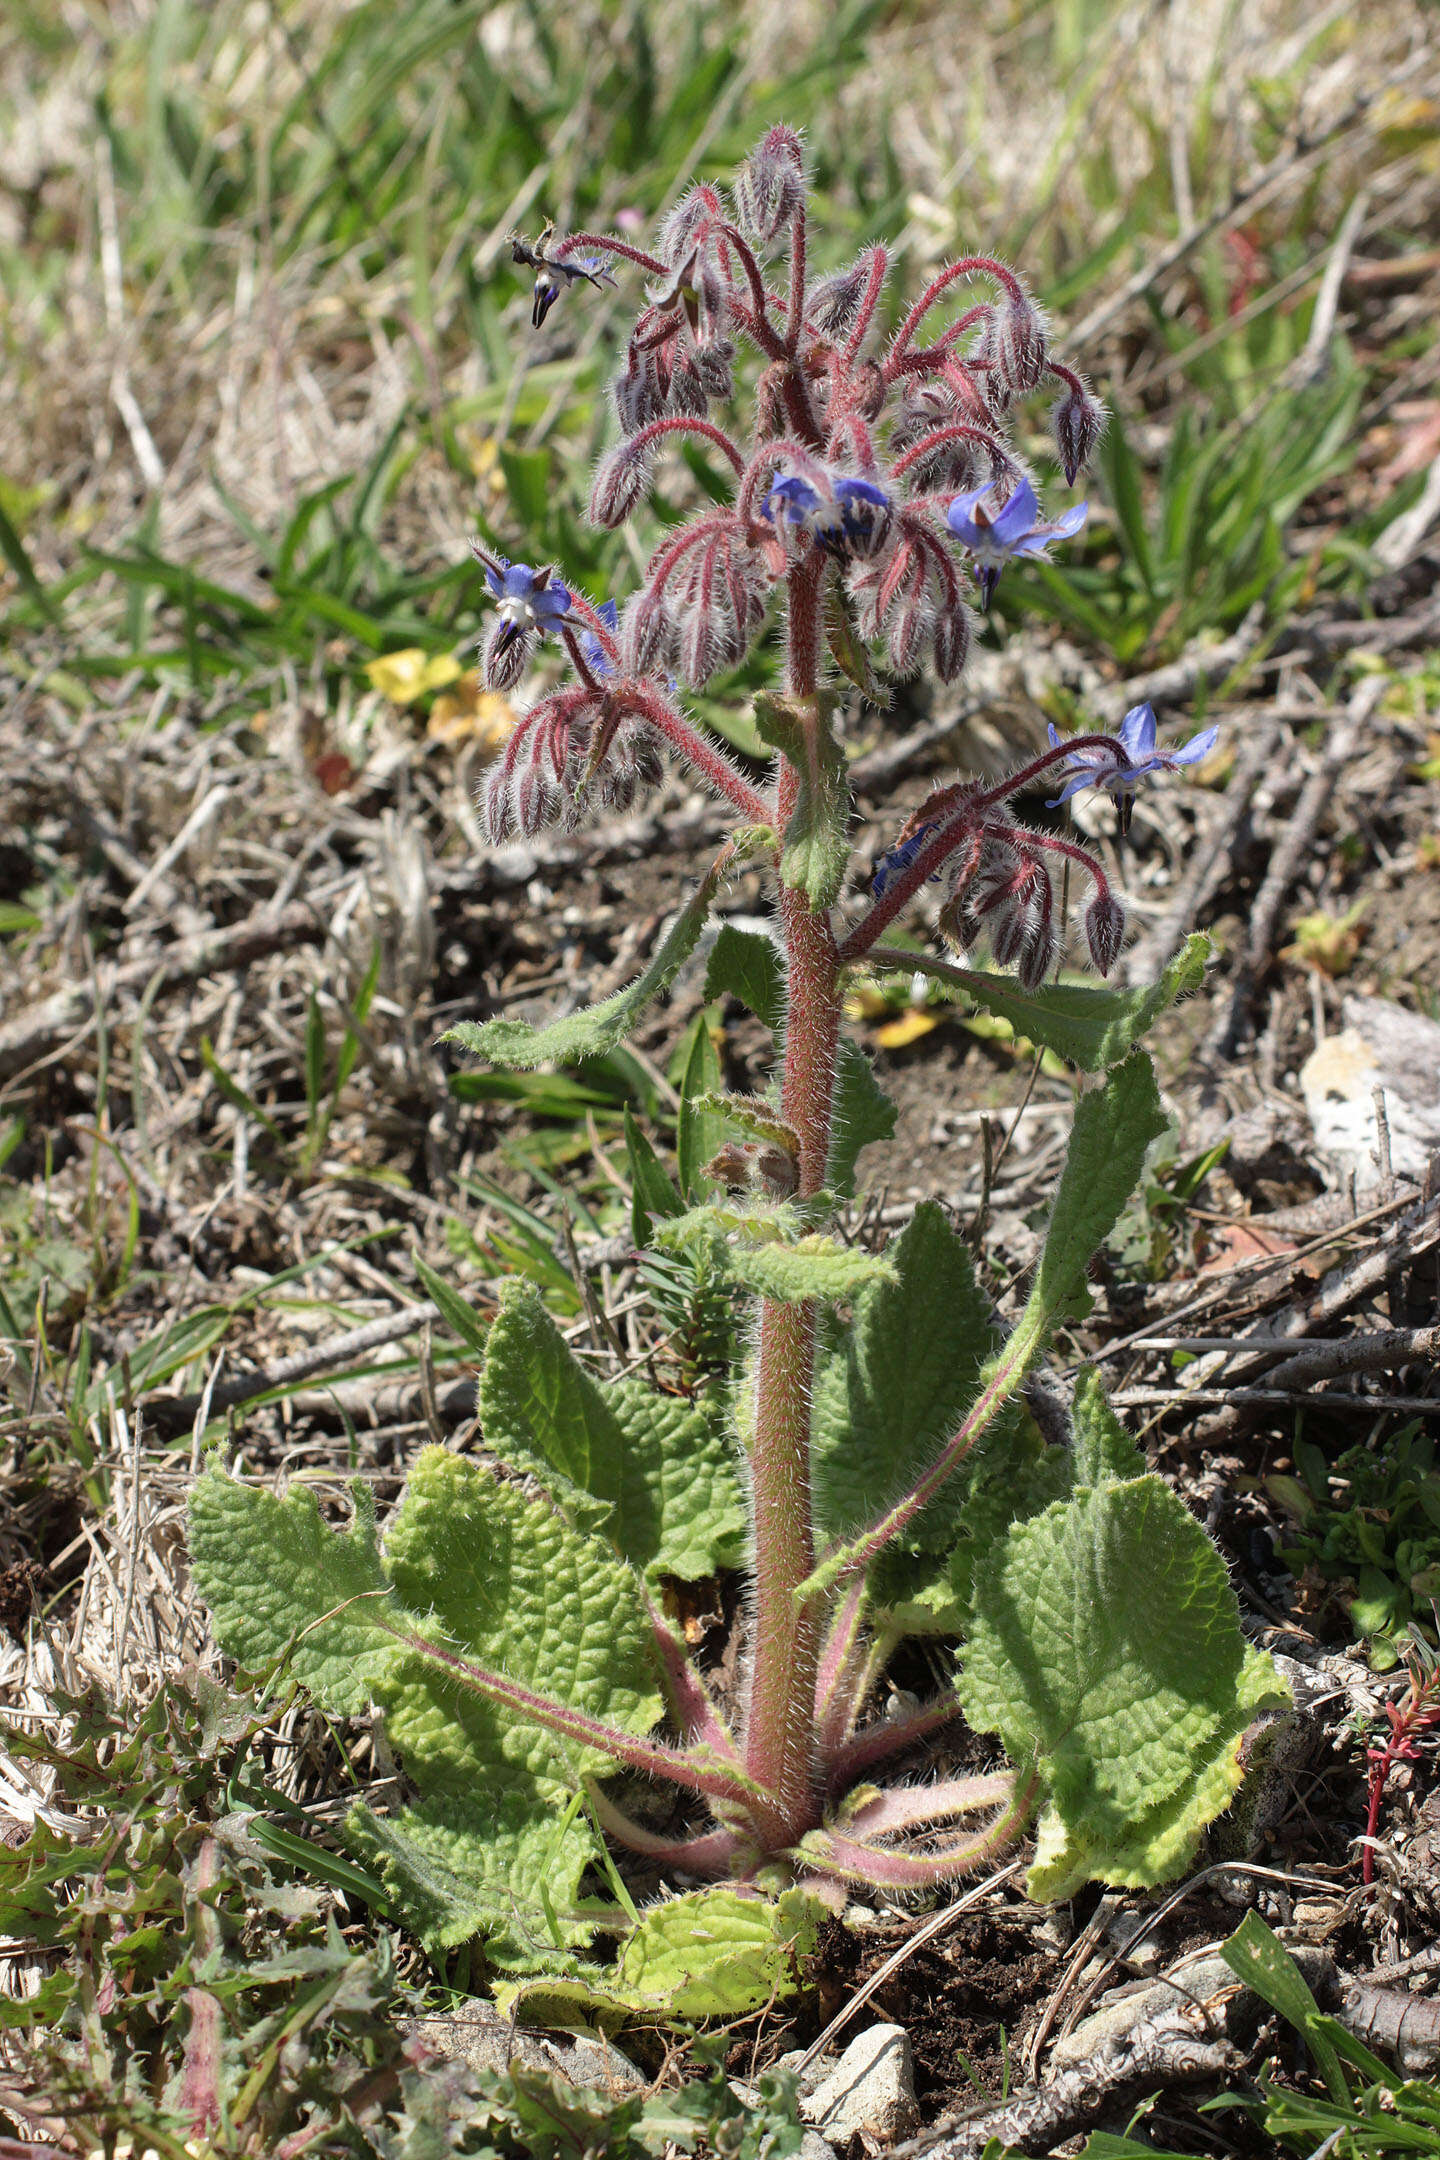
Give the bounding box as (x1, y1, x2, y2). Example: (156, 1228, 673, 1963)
(801, 2021, 918, 2147)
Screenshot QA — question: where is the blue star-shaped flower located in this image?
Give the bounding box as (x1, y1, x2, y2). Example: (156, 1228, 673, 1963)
(482, 556, 574, 651)
(945, 476, 1087, 608)
(762, 472, 891, 557)
(1047, 704, 1219, 833)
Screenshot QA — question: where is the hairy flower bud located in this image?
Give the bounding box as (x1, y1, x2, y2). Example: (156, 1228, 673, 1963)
(692, 338, 735, 400)
(678, 604, 723, 688)
(623, 587, 674, 675)
(482, 619, 531, 693)
(656, 184, 722, 269)
(886, 594, 932, 678)
(995, 286, 1048, 396)
(668, 353, 709, 416)
(806, 257, 870, 338)
(932, 602, 972, 684)
(1052, 379, 1106, 486)
(515, 762, 558, 840)
(733, 127, 806, 244)
(482, 763, 516, 846)
(613, 349, 666, 434)
(1085, 890, 1126, 977)
(590, 440, 653, 528)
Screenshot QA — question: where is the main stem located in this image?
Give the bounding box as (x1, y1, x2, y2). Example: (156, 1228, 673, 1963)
(743, 561, 839, 1848)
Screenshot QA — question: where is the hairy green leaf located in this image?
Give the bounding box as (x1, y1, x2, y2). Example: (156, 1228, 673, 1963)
(704, 922, 784, 1032)
(724, 1234, 896, 1304)
(961, 1469, 1290, 1899)
(188, 1473, 401, 1715)
(676, 1011, 726, 1202)
(811, 1203, 1001, 1547)
(867, 935, 1209, 1071)
(827, 1040, 897, 1200)
(1019, 1051, 1168, 1337)
(753, 692, 851, 909)
(495, 1886, 824, 2025)
(624, 1106, 683, 1242)
(347, 1791, 601, 1964)
(478, 1283, 744, 1583)
(441, 870, 718, 1070)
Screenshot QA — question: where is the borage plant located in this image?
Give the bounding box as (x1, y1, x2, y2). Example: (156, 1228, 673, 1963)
(191, 131, 1287, 2010)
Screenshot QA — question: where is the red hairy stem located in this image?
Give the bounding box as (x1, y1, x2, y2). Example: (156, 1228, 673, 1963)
(843, 245, 891, 363)
(785, 198, 808, 352)
(558, 627, 604, 694)
(561, 231, 668, 275)
(826, 1692, 965, 1788)
(644, 509, 737, 587)
(886, 255, 1025, 375)
(890, 422, 1015, 481)
(742, 557, 840, 1847)
(647, 1599, 741, 1761)
(624, 413, 747, 475)
(840, 1773, 1014, 1840)
(1045, 358, 1087, 396)
(585, 1783, 754, 1875)
(813, 1581, 870, 1764)
(802, 1769, 1038, 1889)
(377, 1616, 765, 1811)
(620, 682, 771, 824)
(714, 222, 788, 360)
(972, 732, 1126, 810)
(1016, 826, 1115, 901)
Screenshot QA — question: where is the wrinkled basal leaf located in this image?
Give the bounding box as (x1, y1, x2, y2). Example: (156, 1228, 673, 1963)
(478, 1283, 744, 1582)
(496, 1886, 824, 2026)
(961, 1455, 1290, 1900)
(441, 869, 718, 1069)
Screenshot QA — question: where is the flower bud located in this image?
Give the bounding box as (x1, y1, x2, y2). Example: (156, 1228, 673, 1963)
(590, 440, 653, 528)
(482, 620, 531, 693)
(932, 602, 972, 684)
(516, 762, 558, 840)
(667, 353, 709, 416)
(733, 125, 805, 243)
(1053, 380, 1106, 486)
(613, 350, 665, 434)
(806, 258, 870, 338)
(692, 338, 735, 401)
(678, 604, 723, 688)
(482, 765, 515, 846)
(623, 587, 674, 675)
(656, 184, 721, 268)
(1085, 890, 1126, 977)
(996, 287, 1048, 395)
(1017, 912, 1058, 991)
(886, 594, 931, 678)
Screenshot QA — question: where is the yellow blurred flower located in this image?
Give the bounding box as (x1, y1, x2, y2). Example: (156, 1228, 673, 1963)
(365, 648, 464, 705)
(427, 671, 519, 754)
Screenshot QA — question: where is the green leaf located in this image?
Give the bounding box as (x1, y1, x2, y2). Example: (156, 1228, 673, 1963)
(624, 1107, 684, 1243)
(695, 1091, 800, 1160)
(478, 1283, 744, 1583)
(379, 1447, 659, 1794)
(723, 1234, 897, 1305)
(188, 1472, 404, 1716)
(1069, 1366, 1146, 1486)
(753, 692, 852, 909)
(676, 1011, 726, 1203)
(495, 1886, 824, 2025)
(411, 1251, 489, 1356)
(1018, 1050, 1168, 1337)
(704, 923, 783, 1032)
(1220, 1912, 1353, 2102)
(346, 1791, 600, 1965)
(867, 935, 1209, 1071)
(827, 1040, 897, 1200)
(811, 1203, 1002, 1547)
(441, 869, 718, 1070)
(961, 1468, 1291, 1900)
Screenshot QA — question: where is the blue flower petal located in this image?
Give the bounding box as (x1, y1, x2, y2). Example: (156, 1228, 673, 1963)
(988, 477, 1039, 545)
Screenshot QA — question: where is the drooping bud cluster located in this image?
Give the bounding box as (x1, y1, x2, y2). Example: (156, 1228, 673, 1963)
(472, 138, 1215, 988)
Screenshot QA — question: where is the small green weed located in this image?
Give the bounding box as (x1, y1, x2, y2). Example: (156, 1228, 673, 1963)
(1268, 1425, 1440, 1669)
